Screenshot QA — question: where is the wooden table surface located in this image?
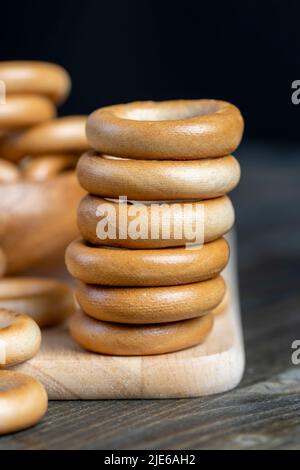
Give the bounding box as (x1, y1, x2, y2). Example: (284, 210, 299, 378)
(1, 140, 300, 450)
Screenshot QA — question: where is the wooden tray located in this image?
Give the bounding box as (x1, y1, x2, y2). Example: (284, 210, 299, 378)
(14, 233, 245, 399)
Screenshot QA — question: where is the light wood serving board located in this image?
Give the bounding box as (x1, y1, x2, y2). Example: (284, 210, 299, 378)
(14, 233, 245, 399)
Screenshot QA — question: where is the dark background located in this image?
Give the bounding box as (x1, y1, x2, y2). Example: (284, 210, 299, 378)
(0, 0, 299, 141)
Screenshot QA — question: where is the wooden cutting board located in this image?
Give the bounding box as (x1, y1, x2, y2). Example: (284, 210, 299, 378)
(14, 233, 245, 399)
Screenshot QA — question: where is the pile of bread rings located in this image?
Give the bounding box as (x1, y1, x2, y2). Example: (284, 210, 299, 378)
(66, 99, 244, 356)
(0, 277, 76, 435)
(0, 61, 88, 179)
(0, 61, 88, 274)
(0, 61, 80, 434)
(0, 305, 47, 435)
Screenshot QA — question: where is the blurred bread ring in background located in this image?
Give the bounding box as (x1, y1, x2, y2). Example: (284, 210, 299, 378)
(0, 116, 88, 161)
(77, 152, 241, 200)
(0, 371, 48, 435)
(0, 159, 21, 183)
(87, 100, 244, 160)
(0, 61, 71, 104)
(23, 154, 78, 181)
(0, 309, 41, 367)
(0, 95, 56, 130)
(77, 194, 235, 249)
(69, 310, 214, 356)
(0, 278, 75, 328)
(0, 249, 6, 277)
(75, 276, 225, 324)
(66, 237, 229, 286)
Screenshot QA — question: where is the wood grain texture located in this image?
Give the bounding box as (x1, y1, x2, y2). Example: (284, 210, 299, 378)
(12, 232, 243, 398)
(0, 142, 298, 449)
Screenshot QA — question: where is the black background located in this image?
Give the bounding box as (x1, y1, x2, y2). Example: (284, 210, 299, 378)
(0, 0, 299, 141)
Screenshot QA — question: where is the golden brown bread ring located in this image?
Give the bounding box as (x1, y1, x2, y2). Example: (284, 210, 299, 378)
(0, 309, 41, 367)
(75, 276, 225, 324)
(0, 371, 48, 435)
(0, 278, 75, 328)
(0, 116, 88, 161)
(69, 310, 214, 356)
(23, 154, 78, 181)
(0, 94, 56, 130)
(212, 285, 229, 316)
(86, 100, 244, 160)
(66, 237, 229, 286)
(0, 249, 6, 277)
(0, 158, 21, 183)
(77, 194, 235, 249)
(77, 152, 241, 200)
(0, 61, 71, 104)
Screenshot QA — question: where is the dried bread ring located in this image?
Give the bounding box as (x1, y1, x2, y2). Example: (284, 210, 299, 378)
(0, 94, 56, 130)
(0, 370, 48, 435)
(86, 100, 244, 160)
(0, 309, 41, 367)
(0, 278, 75, 328)
(0, 61, 71, 104)
(0, 116, 88, 161)
(69, 310, 214, 356)
(77, 194, 235, 249)
(0, 158, 21, 183)
(212, 285, 230, 316)
(75, 276, 225, 324)
(23, 154, 78, 181)
(66, 237, 229, 286)
(77, 152, 241, 200)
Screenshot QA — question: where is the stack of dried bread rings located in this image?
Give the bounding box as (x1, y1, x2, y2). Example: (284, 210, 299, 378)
(0, 279, 76, 435)
(0, 61, 84, 434)
(66, 99, 244, 356)
(0, 308, 48, 435)
(0, 273, 76, 435)
(0, 61, 88, 274)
